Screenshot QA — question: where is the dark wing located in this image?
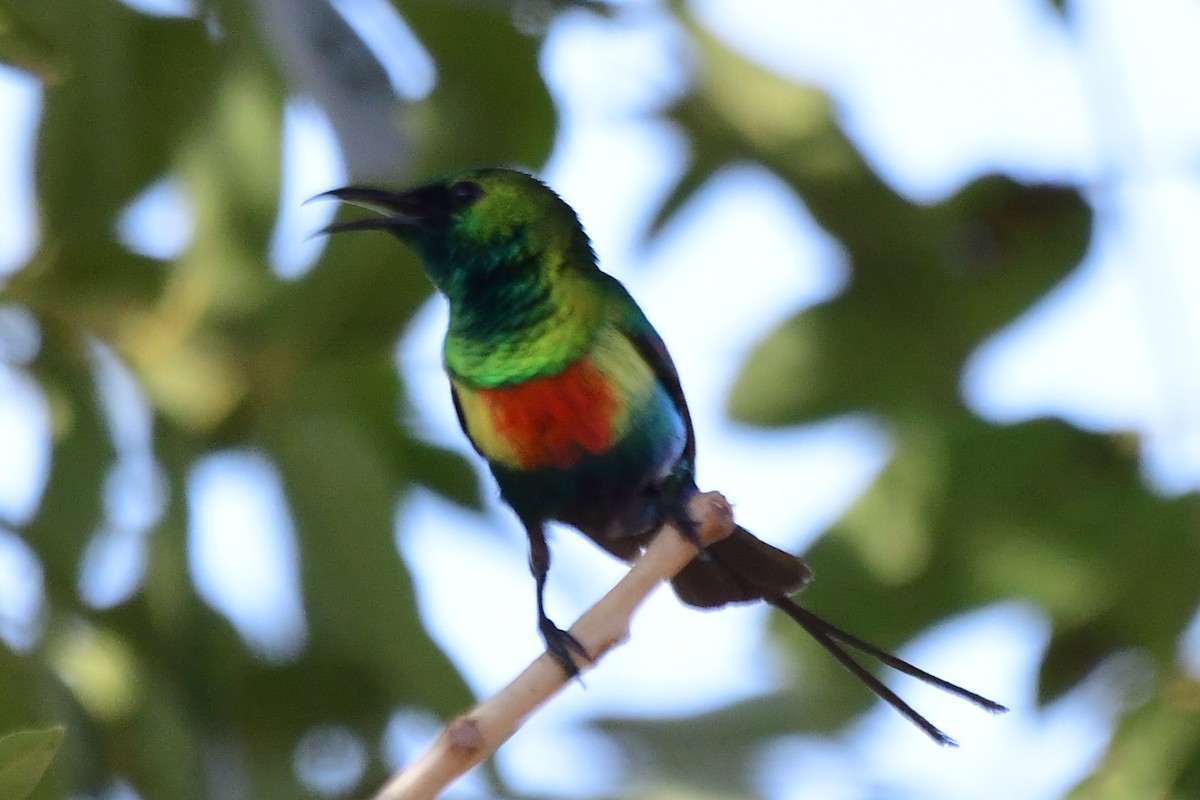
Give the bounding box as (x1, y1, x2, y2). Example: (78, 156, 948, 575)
(602, 275, 697, 469)
(627, 328, 696, 467)
(600, 275, 813, 607)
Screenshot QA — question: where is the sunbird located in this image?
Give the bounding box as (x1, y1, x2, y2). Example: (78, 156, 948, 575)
(317, 168, 1006, 744)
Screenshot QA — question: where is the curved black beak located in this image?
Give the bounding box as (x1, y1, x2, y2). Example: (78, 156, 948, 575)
(309, 186, 430, 236)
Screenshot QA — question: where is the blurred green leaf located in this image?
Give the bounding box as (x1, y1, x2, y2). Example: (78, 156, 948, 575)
(401, 1, 555, 172)
(1067, 676, 1200, 800)
(268, 412, 473, 715)
(22, 326, 113, 604)
(595, 682, 863, 794)
(19, 0, 216, 284)
(0, 5, 60, 78)
(0, 726, 64, 800)
(795, 418, 1200, 707)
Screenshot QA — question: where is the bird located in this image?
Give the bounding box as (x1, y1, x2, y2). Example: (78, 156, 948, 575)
(316, 167, 1007, 745)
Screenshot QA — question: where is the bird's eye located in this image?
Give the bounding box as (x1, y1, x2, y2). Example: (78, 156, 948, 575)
(448, 181, 482, 209)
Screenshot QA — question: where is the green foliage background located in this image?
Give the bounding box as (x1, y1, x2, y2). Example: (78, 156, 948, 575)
(1, 1, 1198, 798)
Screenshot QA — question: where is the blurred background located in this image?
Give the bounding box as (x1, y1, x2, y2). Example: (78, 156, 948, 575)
(2, 0, 1200, 798)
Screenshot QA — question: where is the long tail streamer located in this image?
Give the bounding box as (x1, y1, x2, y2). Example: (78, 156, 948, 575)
(766, 596, 1008, 746)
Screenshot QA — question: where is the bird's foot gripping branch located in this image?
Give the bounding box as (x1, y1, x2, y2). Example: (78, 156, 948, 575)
(372, 491, 737, 800)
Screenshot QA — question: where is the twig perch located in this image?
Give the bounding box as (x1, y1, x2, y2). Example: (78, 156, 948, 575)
(372, 491, 737, 800)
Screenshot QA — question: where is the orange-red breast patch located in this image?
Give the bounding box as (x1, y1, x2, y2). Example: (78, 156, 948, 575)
(477, 356, 618, 470)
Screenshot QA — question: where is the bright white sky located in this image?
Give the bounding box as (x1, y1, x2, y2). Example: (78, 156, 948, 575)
(1, 0, 1200, 798)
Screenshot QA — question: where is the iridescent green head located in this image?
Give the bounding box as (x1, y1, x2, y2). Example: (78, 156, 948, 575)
(319, 168, 595, 300)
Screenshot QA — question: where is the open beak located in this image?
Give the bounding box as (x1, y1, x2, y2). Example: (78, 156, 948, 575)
(309, 186, 428, 236)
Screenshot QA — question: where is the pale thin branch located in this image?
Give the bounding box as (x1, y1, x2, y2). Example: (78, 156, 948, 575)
(372, 491, 737, 800)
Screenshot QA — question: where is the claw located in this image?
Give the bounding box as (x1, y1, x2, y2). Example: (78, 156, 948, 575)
(539, 618, 590, 678)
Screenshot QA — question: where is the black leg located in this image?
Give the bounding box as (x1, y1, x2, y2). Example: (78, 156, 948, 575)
(525, 520, 590, 677)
